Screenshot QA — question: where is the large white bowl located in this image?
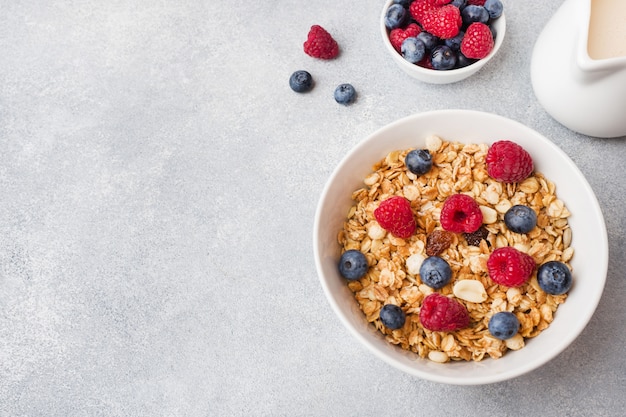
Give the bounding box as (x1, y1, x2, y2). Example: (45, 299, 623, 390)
(381, 0, 506, 84)
(313, 110, 608, 385)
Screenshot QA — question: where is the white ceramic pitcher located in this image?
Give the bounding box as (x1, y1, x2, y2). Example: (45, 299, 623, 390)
(531, 0, 626, 138)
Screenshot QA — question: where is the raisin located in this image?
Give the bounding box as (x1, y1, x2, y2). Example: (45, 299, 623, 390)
(426, 229, 454, 256)
(463, 225, 490, 246)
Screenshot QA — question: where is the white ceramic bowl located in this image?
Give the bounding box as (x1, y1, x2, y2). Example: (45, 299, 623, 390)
(381, 0, 506, 84)
(313, 110, 608, 385)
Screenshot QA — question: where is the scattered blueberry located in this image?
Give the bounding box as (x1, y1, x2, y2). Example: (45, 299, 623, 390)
(384, 4, 408, 30)
(334, 83, 356, 105)
(338, 249, 368, 280)
(445, 31, 465, 51)
(450, 0, 467, 8)
(431, 45, 457, 70)
(419, 256, 452, 289)
(392, 0, 410, 8)
(416, 32, 439, 51)
(488, 312, 520, 340)
(537, 261, 573, 295)
(401, 37, 426, 64)
(405, 149, 433, 175)
(289, 70, 313, 93)
(484, 0, 503, 19)
(379, 304, 406, 330)
(461, 5, 490, 26)
(504, 205, 537, 234)
(456, 52, 476, 68)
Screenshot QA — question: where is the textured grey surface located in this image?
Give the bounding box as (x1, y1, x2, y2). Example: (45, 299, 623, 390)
(0, 1, 624, 416)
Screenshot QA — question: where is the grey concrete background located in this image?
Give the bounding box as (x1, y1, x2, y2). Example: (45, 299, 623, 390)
(1, 0, 624, 416)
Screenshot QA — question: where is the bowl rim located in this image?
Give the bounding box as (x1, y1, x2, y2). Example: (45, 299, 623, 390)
(313, 109, 608, 385)
(380, 0, 507, 83)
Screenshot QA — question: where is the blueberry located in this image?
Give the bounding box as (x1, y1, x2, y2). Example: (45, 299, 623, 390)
(450, 0, 467, 8)
(488, 312, 520, 340)
(484, 0, 503, 20)
(456, 52, 476, 68)
(504, 205, 537, 234)
(289, 70, 313, 93)
(392, 0, 410, 8)
(444, 31, 465, 51)
(416, 31, 439, 50)
(431, 45, 457, 70)
(419, 256, 452, 289)
(379, 304, 406, 330)
(334, 83, 356, 105)
(405, 149, 432, 175)
(537, 261, 573, 295)
(384, 4, 408, 30)
(461, 5, 489, 26)
(338, 249, 368, 280)
(401, 37, 426, 64)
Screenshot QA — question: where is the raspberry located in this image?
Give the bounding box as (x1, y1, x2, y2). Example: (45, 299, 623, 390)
(439, 194, 483, 234)
(409, 0, 437, 25)
(487, 247, 536, 287)
(421, 4, 462, 39)
(303, 25, 339, 59)
(434, 0, 453, 4)
(419, 293, 470, 331)
(389, 23, 422, 52)
(460, 22, 494, 59)
(485, 140, 534, 183)
(467, 0, 486, 5)
(374, 196, 417, 239)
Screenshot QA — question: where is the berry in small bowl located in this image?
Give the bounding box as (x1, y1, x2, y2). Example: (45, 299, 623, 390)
(381, 0, 506, 84)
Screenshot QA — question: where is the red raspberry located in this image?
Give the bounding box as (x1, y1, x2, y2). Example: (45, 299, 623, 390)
(467, 0, 486, 5)
(485, 140, 534, 183)
(374, 196, 417, 239)
(440, 194, 483, 234)
(389, 23, 422, 52)
(421, 4, 462, 39)
(420, 293, 470, 331)
(487, 247, 536, 287)
(409, 0, 437, 25)
(460, 22, 494, 59)
(434, 0, 452, 4)
(303, 25, 339, 59)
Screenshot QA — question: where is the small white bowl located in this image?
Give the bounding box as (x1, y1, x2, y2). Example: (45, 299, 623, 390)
(313, 110, 607, 385)
(381, 0, 506, 84)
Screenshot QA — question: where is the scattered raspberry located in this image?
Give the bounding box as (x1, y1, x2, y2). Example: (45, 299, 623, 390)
(487, 247, 536, 287)
(389, 23, 422, 52)
(485, 140, 534, 183)
(409, 0, 437, 25)
(463, 225, 490, 246)
(420, 293, 470, 331)
(440, 194, 483, 234)
(426, 229, 454, 256)
(421, 4, 462, 39)
(460, 22, 494, 59)
(303, 25, 339, 59)
(434, 0, 452, 4)
(374, 196, 417, 239)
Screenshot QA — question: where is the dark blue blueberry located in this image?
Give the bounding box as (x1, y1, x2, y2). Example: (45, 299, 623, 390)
(334, 83, 356, 105)
(392, 0, 411, 8)
(419, 256, 452, 289)
(289, 70, 313, 93)
(379, 304, 406, 330)
(456, 52, 476, 68)
(445, 31, 465, 51)
(405, 149, 432, 175)
(416, 31, 439, 50)
(488, 312, 520, 340)
(431, 45, 457, 70)
(401, 37, 426, 64)
(537, 261, 573, 295)
(484, 0, 503, 19)
(384, 4, 408, 30)
(338, 249, 368, 280)
(504, 205, 537, 234)
(461, 5, 489, 26)
(450, 0, 467, 8)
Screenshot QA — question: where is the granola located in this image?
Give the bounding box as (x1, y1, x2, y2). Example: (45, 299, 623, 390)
(337, 136, 573, 362)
